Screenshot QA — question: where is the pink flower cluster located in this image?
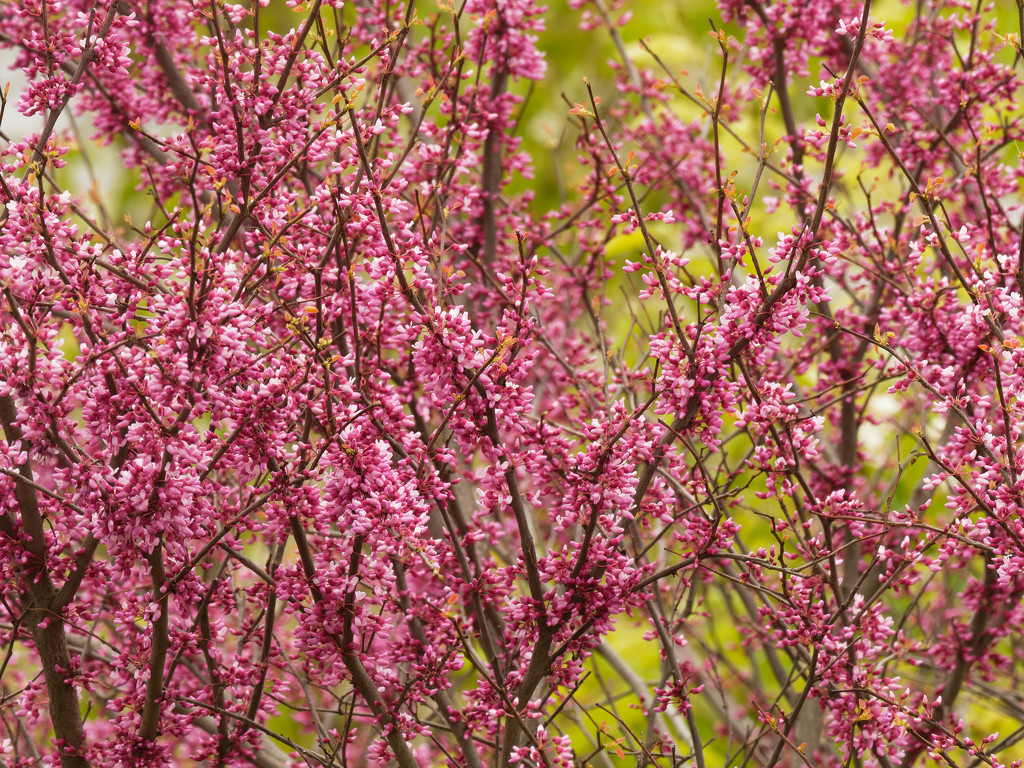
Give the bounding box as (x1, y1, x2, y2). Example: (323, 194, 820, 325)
(1, 0, 1024, 767)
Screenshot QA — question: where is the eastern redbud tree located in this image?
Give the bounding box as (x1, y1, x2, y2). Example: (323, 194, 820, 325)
(1, 0, 1023, 766)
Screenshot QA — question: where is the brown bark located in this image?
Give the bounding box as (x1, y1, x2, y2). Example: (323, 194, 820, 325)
(1, 395, 89, 768)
